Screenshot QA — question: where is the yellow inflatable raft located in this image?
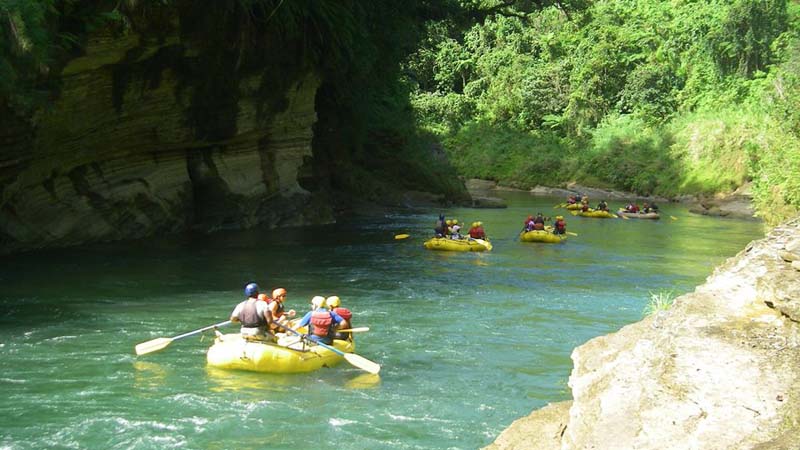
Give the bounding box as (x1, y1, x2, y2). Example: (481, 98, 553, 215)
(565, 203, 582, 210)
(574, 209, 617, 219)
(206, 333, 354, 373)
(520, 230, 566, 243)
(423, 237, 492, 252)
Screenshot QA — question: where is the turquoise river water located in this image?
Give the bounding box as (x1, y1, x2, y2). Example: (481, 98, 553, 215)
(0, 192, 764, 449)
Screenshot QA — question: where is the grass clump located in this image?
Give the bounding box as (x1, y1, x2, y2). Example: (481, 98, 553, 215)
(643, 290, 676, 317)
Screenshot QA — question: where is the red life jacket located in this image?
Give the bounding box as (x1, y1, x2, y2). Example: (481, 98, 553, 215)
(310, 311, 333, 337)
(333, 307, 352, 321)
(555, 219, 566, 230)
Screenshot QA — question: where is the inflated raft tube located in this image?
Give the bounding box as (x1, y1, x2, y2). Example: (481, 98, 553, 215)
(520, 230, 566, 243)
(423, 237, 492, 252)
(207, 333, 354, 373)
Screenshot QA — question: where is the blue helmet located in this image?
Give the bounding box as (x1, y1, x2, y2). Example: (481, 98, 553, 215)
(244, 283, 259, 297)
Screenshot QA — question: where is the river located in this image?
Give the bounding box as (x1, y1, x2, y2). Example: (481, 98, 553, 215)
(0, 192, 763, 449)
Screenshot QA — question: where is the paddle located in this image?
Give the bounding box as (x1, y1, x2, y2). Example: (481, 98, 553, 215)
(276, 323, 380, 374)
(135, 320, 232, 356)
(394, 234, 410, 240)
(670, 216, 678, 221)
(337, 327, 370, 333)
(566, 231, 578, 236)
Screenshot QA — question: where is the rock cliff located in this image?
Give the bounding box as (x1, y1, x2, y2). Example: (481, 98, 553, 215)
(0, 5, 331, 254)
(486, 217, 800, 450)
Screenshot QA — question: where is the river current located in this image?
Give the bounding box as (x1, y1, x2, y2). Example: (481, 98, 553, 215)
(0, 192, 763, 449)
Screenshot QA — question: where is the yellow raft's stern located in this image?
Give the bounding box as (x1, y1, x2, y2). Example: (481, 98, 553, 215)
(207, 333, 354, 374)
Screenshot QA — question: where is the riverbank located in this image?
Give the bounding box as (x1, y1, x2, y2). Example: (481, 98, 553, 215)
(484, 216, 800, 449)
(463, 178, 758, 220)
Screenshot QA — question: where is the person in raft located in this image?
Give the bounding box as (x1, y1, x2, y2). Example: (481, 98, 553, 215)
(533, 212, 546, 230)
(524, 215, 536, 232)
(596, 200, 609, 211)
(449, 219, 462, 239)
(643, 201, 659, 213)
(266, 287, 296, 334)
(230, 282, 274, 340)
(469, 221, 486, 239)
(297, 295, 344, 345)
(434, 213, 447, 238)
(553, 215, 567, 235)
(624, 202, 640, 213)
(326, 296, 353, 341)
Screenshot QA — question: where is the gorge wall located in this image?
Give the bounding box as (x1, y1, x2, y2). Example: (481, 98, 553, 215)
(486, 217, 800, 450)
(0, 4, 333, 254)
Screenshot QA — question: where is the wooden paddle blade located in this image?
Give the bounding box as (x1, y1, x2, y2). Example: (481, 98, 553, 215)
(394, 234, 410, 240)
(135, 337, 173, 356)
(344, 353, 381, 374)
(566, 231, 578, 236)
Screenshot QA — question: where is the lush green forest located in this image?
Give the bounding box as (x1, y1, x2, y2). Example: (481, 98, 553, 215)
(2, 0, 799, 224)
(407, 0, 800, 224)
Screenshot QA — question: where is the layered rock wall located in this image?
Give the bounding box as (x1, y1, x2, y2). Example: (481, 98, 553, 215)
(0, 15, 326, 254)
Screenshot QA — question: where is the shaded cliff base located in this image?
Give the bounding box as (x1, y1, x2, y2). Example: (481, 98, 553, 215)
(486, 217, 800, 450)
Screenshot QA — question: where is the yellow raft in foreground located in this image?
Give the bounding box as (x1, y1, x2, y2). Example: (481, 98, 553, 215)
(423, 237, 492, 252)
(520, 230, 566, 243)
(207, 333, 354, 373)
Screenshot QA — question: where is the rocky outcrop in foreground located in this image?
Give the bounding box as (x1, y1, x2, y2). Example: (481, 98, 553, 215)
(486, 217, 800, 450)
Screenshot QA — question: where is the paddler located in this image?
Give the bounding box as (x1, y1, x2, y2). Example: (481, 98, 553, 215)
(230, 282, 274, 340)
(553, 215, 567, 235)
(297, 296, 343, 345)
(326, 296, 353, 341)
(468, 221, 486, 239)
(267, 287, 296, 333)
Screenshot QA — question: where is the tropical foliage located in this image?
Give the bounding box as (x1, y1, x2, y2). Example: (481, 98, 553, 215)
(406, 0, 800, 224)
(2, 0, 799, 221)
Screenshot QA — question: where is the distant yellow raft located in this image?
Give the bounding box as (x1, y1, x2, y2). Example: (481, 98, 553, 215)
(565, 203, 582, 210)
(520, 230, 566, 243)
(575, 209, 617, 219)
(206, 333, 354, 373)
(423, 237, 492, 252)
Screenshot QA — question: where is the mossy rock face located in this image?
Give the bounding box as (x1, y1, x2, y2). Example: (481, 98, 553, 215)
(0, 5, 326, 254)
